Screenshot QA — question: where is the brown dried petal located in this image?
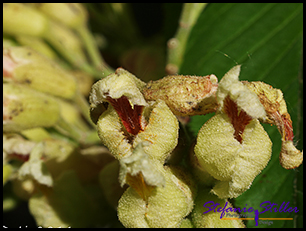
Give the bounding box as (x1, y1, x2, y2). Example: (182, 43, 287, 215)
(243, 81, 303, 169)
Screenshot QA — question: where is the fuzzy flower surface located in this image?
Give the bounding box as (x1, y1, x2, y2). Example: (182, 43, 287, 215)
(194, 66, 272, 199)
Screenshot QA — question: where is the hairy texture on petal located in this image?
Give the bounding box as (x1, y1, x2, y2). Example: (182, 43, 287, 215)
(97, 105, 133, 160)
(194, 113, 272, 199)
(243, 81, 288, 123)
(217, 65, 266, 120)
(133, 100, 179, 162)
(142, 74, 219, 116)
(280, 141, 303, 169)
(119, 142, 166, 189)
(243, 81, 303, 169)
(89, 68, 147, 111)
(97, 100, 178, 163)
(118, 163, 195, 228)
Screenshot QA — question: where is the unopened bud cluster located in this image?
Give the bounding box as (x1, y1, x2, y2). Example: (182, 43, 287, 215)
(3, 3, 115, 228)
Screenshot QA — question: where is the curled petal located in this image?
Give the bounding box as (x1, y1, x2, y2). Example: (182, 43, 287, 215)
(119, 142, 166, 189)
(217, 65, 266, 120)
(89, 68, 147, 111)
(280, 141, 303, 169)
(243, 81, 303, 169)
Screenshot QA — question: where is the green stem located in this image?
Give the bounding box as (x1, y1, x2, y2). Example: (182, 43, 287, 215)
(77, 61, 106, 79)
(55, 118, 100, 145)
(43, 22, 105, 79)
(82, 130, 101, 144)
(74, 91, 96, 128)
(55, 118, 83, 141)
(166, 3, 208, 74)
(77, 25, 114, 78)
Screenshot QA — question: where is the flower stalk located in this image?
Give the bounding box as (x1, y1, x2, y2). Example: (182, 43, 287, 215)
(166, 3, 208, 74)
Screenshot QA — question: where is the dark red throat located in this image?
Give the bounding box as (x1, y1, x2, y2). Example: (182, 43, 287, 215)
(9, 153, 30, 162)
(107, 96, 144, 135)
(224, 96, 252, 143)
(282, 114, 294, 141)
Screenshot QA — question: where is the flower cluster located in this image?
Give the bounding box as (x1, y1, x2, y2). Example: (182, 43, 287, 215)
(89, 66, 303, 227)
(90, 68, 195, 227)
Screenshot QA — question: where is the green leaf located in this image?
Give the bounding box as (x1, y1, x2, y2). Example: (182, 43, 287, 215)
(180, 3, 303, 228)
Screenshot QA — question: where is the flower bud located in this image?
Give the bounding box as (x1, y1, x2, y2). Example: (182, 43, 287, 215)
(3, 3, 49, 37)
(32, 3, 87, 29)
(3, 83, 60, 132)
(142, 74, 219, 116)
(3, 46, 77, 99)
(36, 2, 112, 73)
(20, 128, 50, 142)
(43, 20, 88, 68)
(194, 66, 272, 199)
(15, 35, 58, 60)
